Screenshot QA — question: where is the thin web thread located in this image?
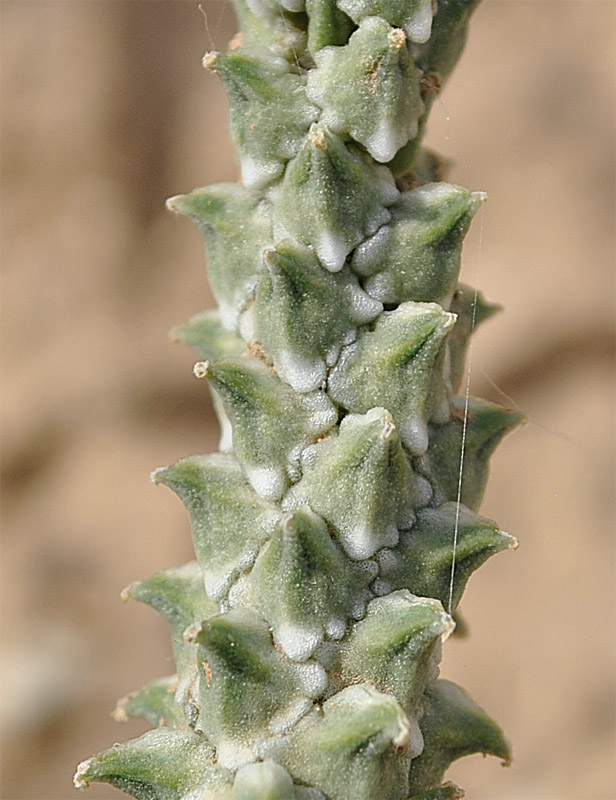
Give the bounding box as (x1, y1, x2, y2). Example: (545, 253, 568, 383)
(447, 209, 485, 615)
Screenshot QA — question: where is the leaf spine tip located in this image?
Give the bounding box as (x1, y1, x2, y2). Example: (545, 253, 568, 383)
(202, 51, 219, 71)
(308, 125, 327, 150)
(193, 360, 210, 379)
(73, 759, 92, 790)
(388, 29, 407, 50)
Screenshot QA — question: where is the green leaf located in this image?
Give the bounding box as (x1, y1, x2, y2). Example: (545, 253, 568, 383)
(280, 684, 417, 800)
(306, 0, 354, 54)
(153, 454, 280, 600)
(74, 729, 232, 800)
(352, 184, 485, 305)
(273, 124, 398, 271)
(447, 284, 500, 392)
(185, 609, 327, 768)
(171, 310, 246, 362)
(415, 0, 483, 82)
(166, 184, 272, 330)
(426, 397, 524, 510)
(340, 591, 453, 713)
(195, 357, 338, 500)
(205, 49, 318, 189)
(238, 507, 375, 660)
(113, 676, 186, 730)
(307, 17, 423, 162)
(408, 680, 511, 794)
(377, 503, 516, 611)
(284, 407, 417, 558)
(328, 302, 455, 454)
(253, 241, 382, 392)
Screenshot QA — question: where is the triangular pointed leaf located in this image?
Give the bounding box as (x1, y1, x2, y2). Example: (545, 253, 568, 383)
(408, 680, 511, 794)
(273, 124, 398, 270)
(279, 684, 418, 800)
(328, 303, 455, 454)
(205, 49, 318, 189)
(113, 676, 186, 730)
(306, 0, 354, 54)
(166, 184, 273, 330)
(340, 591, 453, 713)
(285, 408, 417, 558)
(238, 507, 376, 660)
(352, 184, 485, 305)
(186, 609, 328, 768)
(426, 397, 524, 509)
(377, 503, 516, 611)
(196, 358, 338, 499)
(153, 454, 280, 599)
(254, 241, 382, 392)
(447, 284, 500, 392)
(122, 562, 219, 722)
(74, 729, 232, 800)
(415, 0, 482, 82)
(308, 17, 423, 162)
(171, 310, 246, 362)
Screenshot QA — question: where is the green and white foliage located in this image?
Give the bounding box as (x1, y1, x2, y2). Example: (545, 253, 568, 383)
(76, 1, 520, 798)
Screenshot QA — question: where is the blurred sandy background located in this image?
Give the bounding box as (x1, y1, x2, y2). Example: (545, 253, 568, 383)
(1, 1, 614, 798)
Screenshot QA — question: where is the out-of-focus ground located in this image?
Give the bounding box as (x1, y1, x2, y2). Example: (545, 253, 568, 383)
(1, 2, 614, 798)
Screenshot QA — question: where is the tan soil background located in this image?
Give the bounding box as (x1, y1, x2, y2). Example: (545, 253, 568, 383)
(1, 1, 614, 798)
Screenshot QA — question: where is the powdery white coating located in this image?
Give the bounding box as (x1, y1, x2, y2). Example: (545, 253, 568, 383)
(217, 739, 256, 770)
(204, 540, 259, 600)
(275, 621, 322, 662)
(240, 154, 283, 190)
(269, 697, 313, 736)
(406, 713, 425, 758)
(345, 524, 379, 560)
(352, 224, 390, 276)
(297, 661, 329, 697)
(405, 0, 433, 43)
(277, 350, 326, 394)
(237, 305, 255, 343)
(373, 162, 401, 206)
(346, 282, 384, 323)
(212, 392, 233, 452)
(244, 464, 287, 502)
(365, 119, 406, 164)
(325, 342, 342, 367)
(300, 391, 339, 434)
(227, 574, 248, 608)
(400, 416, 429, 455)
(315, 230, 349, 272)
(234, 761, 294, 795)
(324, 617, 346, 640)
